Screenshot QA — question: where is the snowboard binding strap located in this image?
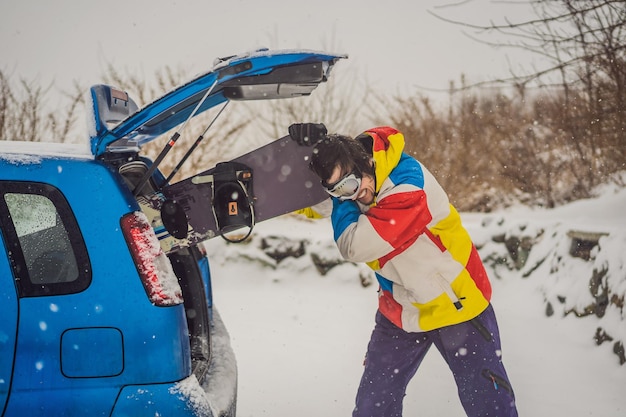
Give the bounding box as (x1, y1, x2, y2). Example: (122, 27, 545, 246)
(192, 161, 255, 243)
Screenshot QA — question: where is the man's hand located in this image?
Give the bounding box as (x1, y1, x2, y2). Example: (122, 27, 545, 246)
(288, 123, 327, 146)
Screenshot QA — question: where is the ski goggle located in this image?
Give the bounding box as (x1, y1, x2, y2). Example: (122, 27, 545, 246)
(323, 171, 363, 200)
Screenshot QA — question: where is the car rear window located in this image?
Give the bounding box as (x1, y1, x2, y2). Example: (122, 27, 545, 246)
(0, 181, 91, 296)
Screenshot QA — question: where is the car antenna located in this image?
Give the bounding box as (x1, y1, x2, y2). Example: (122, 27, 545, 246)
(163, 100, 230, 185)
(133, 78, 219, 196)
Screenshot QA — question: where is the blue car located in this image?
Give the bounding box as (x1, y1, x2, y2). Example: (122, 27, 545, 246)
(0, 49, 345, 416)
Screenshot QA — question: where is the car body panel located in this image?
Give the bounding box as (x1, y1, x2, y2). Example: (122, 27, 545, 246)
(0, 152, 192, 415)
(0, 246, 17, 415)
(112, 379, 212, 417)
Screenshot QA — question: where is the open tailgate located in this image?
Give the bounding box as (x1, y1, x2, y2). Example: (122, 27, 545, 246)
(89, 48, 347, 157)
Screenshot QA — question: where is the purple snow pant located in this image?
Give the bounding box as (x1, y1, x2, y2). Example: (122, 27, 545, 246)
(353, 304, 518, 417)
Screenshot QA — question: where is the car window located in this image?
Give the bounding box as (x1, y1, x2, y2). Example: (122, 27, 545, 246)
(0, 182, 91, 296)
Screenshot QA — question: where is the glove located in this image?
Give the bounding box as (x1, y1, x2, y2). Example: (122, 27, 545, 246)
(288, 123, 327, 146)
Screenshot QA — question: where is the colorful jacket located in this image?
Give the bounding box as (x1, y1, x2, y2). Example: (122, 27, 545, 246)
(330, 126, 492, 332)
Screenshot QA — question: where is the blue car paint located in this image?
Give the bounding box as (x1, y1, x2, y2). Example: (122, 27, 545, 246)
(112, 381, 212, 417)
(0, 248, 18, 412)
(0, 155, 192, 416)
(197, 255, 213, 311)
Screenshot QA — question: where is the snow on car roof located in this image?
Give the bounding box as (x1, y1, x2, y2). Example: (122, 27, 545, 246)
(0, 141, 92, 164)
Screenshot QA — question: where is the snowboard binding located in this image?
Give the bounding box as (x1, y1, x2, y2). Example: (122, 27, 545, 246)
(193, 161, 255, 243)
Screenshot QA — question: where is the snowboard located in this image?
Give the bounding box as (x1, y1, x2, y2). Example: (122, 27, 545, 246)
(140, 135, 328, 252)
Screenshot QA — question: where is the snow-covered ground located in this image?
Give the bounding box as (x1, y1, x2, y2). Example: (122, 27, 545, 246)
(206, 183, 626, 417)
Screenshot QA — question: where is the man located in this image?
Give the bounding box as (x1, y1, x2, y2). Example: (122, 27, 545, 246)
(289, 123, 518, 417)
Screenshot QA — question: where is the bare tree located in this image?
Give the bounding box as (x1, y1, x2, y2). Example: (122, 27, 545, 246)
(426, 0, 626, 199)
(0, 70, 84, 143)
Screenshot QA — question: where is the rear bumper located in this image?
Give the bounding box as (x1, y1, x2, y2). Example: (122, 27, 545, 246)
(111, 308, 237, 417)
(111, 378, 213, 417)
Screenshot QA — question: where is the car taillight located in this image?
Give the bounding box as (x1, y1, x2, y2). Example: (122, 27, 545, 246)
(121, 211, 183, 306)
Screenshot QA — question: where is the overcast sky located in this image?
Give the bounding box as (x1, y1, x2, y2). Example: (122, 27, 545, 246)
(1, 0, 541, 102)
